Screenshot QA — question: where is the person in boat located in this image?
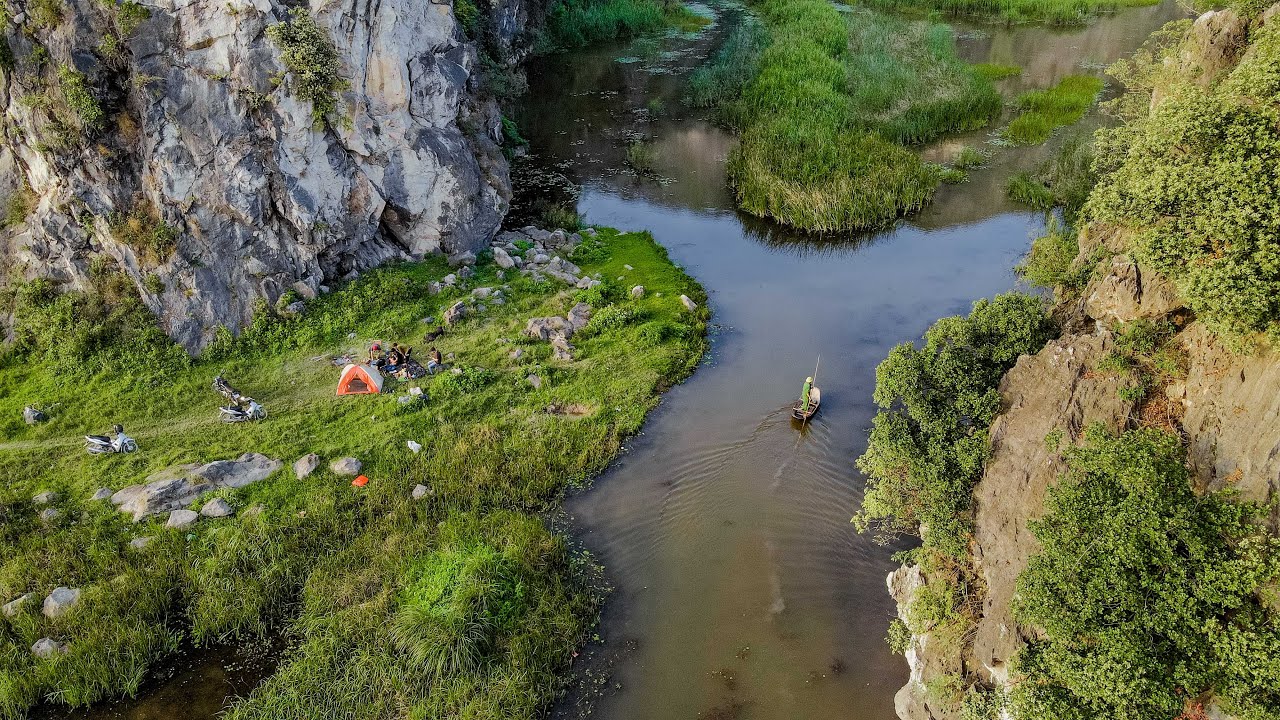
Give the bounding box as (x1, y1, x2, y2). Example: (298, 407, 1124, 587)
(426, 347, 443, 374)
(800, 376, 814, 413)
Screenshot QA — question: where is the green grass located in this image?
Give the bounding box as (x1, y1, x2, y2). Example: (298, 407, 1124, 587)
(1001, 75, 1104, 145)
(972, 62, 1022, 80)
(686, 14, 769, 118)
(0, 229, 708, 718)
(539, 0, 705, 52)
(859, 0, 1158, 26)
(724, 3, 1000, 232)
(1005, 131, 1097, 218)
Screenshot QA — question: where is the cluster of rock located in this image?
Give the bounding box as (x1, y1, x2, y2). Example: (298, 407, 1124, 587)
(524, 302, 593, 362)
(491, 226, 604, 290)
(109, 453, 282, 524)
(3, 586, 84, 658)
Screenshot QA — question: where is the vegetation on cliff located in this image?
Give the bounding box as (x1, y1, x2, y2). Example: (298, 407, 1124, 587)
(721, 2, 1000, 231)
(0, 230, 707, 718)
(854, 293, 1055, 558)
(1086, 17, 1280, 343)
(1013, 427, 1280, 719)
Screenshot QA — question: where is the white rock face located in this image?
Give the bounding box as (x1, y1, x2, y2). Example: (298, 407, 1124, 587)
(1, 0, 526, 351)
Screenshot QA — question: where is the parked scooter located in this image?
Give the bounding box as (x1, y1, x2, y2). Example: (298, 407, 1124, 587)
(85, 424, 138, 454)
(213, 375, 267, 423)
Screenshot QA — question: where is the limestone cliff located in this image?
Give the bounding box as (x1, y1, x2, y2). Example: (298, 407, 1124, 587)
(0, 0, 532, 350)
(887, 7, 1280, 718)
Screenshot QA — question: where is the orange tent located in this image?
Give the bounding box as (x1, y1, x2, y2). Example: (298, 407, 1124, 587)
(336, 364, 384, 395)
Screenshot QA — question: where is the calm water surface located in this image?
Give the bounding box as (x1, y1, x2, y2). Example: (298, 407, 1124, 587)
(48, 2, 1186, 717)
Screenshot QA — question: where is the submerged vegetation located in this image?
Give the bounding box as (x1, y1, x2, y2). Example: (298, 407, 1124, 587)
(859, 0, 1158, 26)
(723, 2, 999, 231)
(1001, 75, 1103, 145)
(540, 0, 704, 51)
(0, 230, 707, 717)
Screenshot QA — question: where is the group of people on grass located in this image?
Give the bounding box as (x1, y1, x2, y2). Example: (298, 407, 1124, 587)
(367, 342, 444, 378)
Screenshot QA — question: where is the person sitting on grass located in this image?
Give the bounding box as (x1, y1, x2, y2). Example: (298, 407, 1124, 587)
(426, 347, 443, 375)
(385, 344, 406, 372)
(367, 342, 386, 369)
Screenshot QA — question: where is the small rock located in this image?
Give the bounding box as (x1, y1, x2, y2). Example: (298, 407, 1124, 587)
(584, 228, 598, 237)
(533, 253, 550, 264)
(200, 499, 234, 518)
(496, 270, 506, 281)
(551, 335, 574, 361)
(511, 254, 523, 268)
(294, 453, 321, 480)
(680, 294, 698, 311)
(3, 593, 34, 618)
(458, 266, 475, 280)
(527, 374, 543, 389)
(576, 277, 601, 289)
(444, 301, 468, 325)
(39, 508, 61, 523)
(631, 285, 645, 298)
(568, 303, 592, 330)
(91, 487, 113, 501)
(493, 247, 515, 269)
(42, 587, 81, 619)
(510, 348, 524, 361)
(492, 297, 505, 306)
(427, 281, 442, 295)
(442, 273, 457, 286)
(408, 386, 424, 396)
(283, 300, 306, 315)
(32, 638, 67, 659)
(167, 509, 200, 529)
(407, 440, 423, 454)
(476, 304, 487, 313)
(23, 406, 47, 425)
(331, 457, 363, 476)
(624, 264, 633, 271)
(412, 484, 431, 500)
(292, 280, 318, 300)
(447, 251, 476, 268)
(33, 491, 59, 505)
(130, 537, 153, 550)
(348, 332, 358, 340)
(472, 286, 494, 299)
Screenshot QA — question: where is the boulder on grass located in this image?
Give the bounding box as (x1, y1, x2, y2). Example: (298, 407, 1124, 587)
(200, 499, 234, 518)
(331, 457, 363, 476)
(2, 593, 34, 618)
(167, 509, 200, 529)
(294, 453, 321, 480)
(32, 638, 67, 658)
(42, 587, 81, 619)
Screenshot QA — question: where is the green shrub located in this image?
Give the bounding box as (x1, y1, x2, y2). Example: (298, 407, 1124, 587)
(541, 203, 582, 232)
(886, 617, 911, 655)
(454, 0, 481, 37)
(581, 305, 638, 337)
(29, 0, 63, 28)
(109, 203, 178, 262)
(2, 185, 34, 229)
(1002, 75, 1103, 145)
(1011, 426, 1280, 719)
(434, 366, 497, 395)
(58, 65, 104, 131)
(938, 167, 967, 184)
(854, 293, 1055, 557)
(266, 8, 349, 125)
(1087, 20, 1280, 342)
(116, 1, 150, 36)
(1017, 216, 1084, 290)
(625, 140, 657, 174)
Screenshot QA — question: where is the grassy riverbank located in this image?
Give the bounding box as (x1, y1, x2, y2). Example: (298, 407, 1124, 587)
(540, 0, 707, 51)
(716, 2, 1000, 232)
(0, 229, 707, 718)
(859, 0, 1158, 25)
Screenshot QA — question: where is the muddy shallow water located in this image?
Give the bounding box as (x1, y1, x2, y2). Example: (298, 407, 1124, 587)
(45, 2, 1186, 718)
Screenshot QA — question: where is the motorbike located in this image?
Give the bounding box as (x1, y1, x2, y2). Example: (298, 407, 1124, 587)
(85, 424, 138, 454)
(213, 375, 267, 423)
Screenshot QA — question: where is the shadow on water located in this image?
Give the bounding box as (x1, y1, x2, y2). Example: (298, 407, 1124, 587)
(51, 1, 1187, 718)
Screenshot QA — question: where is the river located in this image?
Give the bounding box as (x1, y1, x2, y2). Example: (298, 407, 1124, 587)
(43, 1, 1186, 717)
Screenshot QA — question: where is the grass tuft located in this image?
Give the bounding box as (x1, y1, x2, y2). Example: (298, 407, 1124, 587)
(1001, 75, 1103, 145)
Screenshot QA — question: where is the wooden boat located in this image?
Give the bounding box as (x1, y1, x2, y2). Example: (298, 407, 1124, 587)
(793, 387, 821, 421)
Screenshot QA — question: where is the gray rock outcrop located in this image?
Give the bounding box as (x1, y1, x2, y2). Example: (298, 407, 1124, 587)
(0, 0, 529, 351)
(110, 453, 282, 520)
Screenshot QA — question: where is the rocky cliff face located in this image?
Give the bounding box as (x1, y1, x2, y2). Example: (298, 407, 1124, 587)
(888, 8, 1280, 717)
(0, 0, 529, 350)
